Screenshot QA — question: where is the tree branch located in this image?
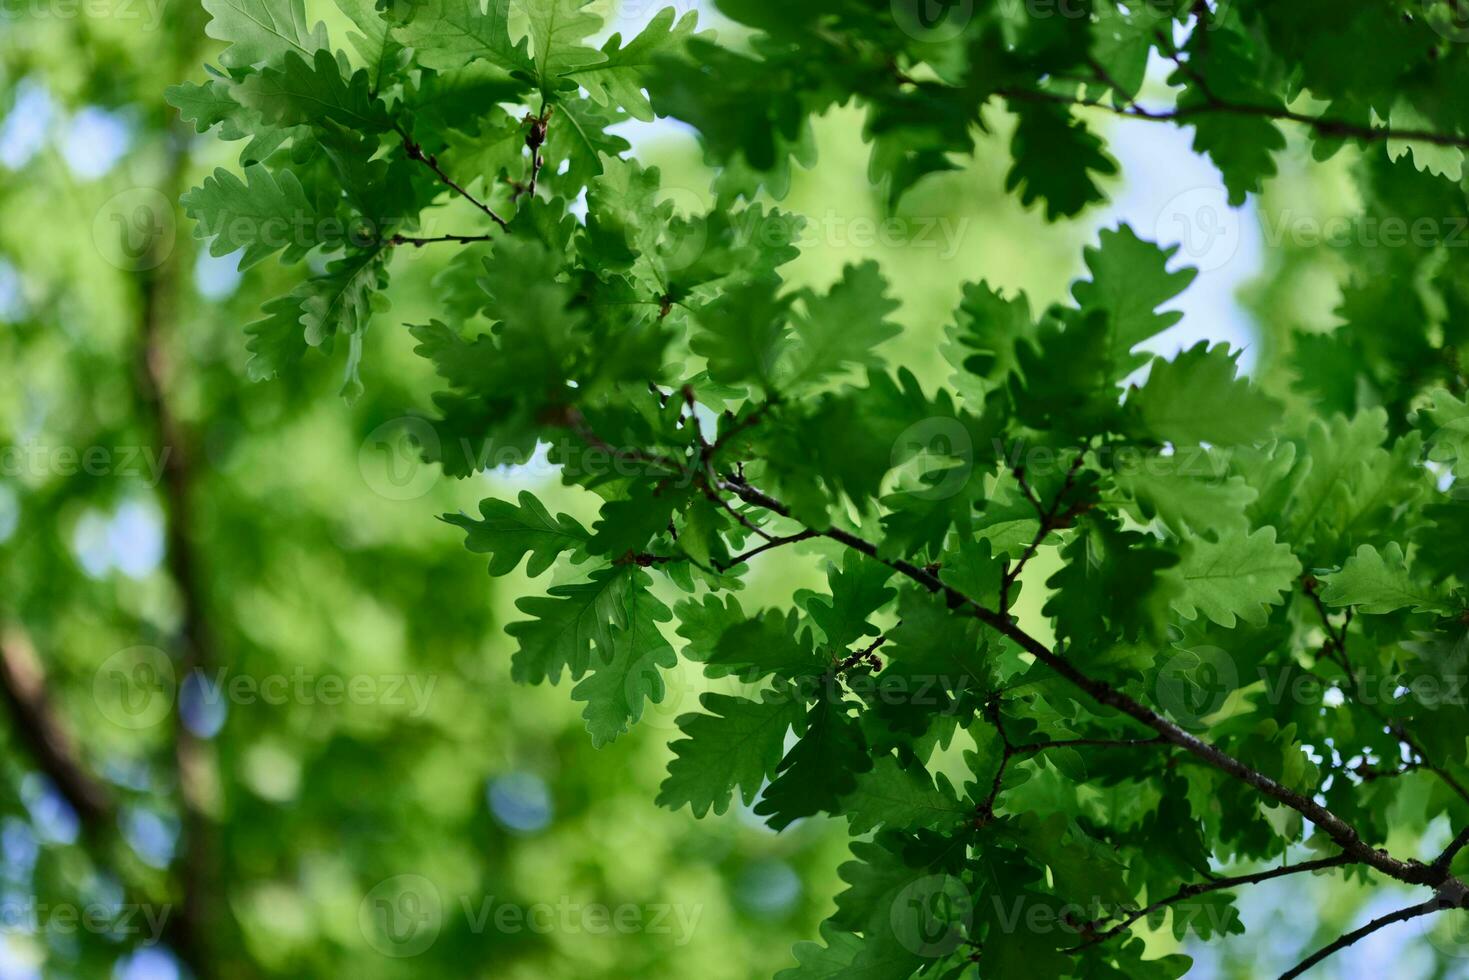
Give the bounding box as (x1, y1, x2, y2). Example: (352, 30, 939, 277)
(0, 627, 114, 833)
(1001, 452, 1086, 614)
(718, 530, 818, 570)
(1068, 854, 1353, 951)
(714, 473, 1454, 890)
(1432, 825, 1469, 877)
(389, 232, 497, 247)
(396, 126, 511, 232)
(996, 84, 1469, 151)
(1280, 896, 1449, 979)
(1011, 735, 1168, 758)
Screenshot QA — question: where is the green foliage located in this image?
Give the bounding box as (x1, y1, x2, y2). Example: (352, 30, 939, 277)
(443, 489, 590, 576)
(172, 0, 1469, 977)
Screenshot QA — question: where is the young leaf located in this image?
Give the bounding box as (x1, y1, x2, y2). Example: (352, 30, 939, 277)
(505, 566, 633, 684)
(1319, 543, 1453, 615)
(1004, 101, 1117, 220)
(756, 698, 873, 830)
(1171, 526, 1302, 628)
(571, 581, 677, 746)
(394, 0, 533, 73)
(780, 262, 902, 392)
(569, 7, 699, 121)
(235, 49, 393, 131)
(1071, 224, 1197, 376)
(202, 0, 327, 69)
(1126, 343, 1283, 446)
(656, 691, 803, 818)
(443, 491, 590, 576)
(839, 755, 968, 835)
(181, 165, 326, 270)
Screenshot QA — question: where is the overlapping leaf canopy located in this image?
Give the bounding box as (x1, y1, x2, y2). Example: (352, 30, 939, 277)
(178, 0, 1469, 976)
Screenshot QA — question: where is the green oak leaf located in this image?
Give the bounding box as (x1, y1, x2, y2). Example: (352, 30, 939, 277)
(202, 0, 327, 69)
(1171, 526, 1302, 628)
(1319, 542, 1453, 615)
(443, 490, 590, 577)
(1125, 343, 1284, 446)
(657, 690, 803, 818)
(571, 579, 677, 746)
(1071, 224, 1197, 377)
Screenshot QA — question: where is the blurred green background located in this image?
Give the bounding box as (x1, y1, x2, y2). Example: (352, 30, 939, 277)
(0, 1, 1456, 977)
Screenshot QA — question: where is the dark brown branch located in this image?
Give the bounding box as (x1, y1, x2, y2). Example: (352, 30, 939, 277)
(1280, 896, 1449, 979)
(702, 485, 775, 543)
(397, 127, 511, 232)
(1011, 735, 1168, 758)
(1351, 759, 1421, 782)
(995, 85, 1469, 151)
(715, 473, 1455, 890)
(718, 530, 818, 570)
(1432, 825, 1469, 877)
(974, 696, 1015, 826)
(834, 633, 889, 674)
(389, 233, 497, 247)
(1001, 452, 1086, 614)
(0, 628, 113, 832)
(1069, 854, 1353, 951)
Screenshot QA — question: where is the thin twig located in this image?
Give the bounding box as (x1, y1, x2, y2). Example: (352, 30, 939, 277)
(518, 106, 552, 202)
(1011, 735, 1168, 758)
(1432, 825, 1469, 876)
(994, 85, 1469, 151)
(1280, 897, 1449, 979)
(389, 233, 497, 247)
(1068, 854, 1353, 951)
(396, 125, 510, 232)
(834, 633, 890, 674)
(974, 695, 1015, 826)
(1000, 452, 1087, 614)
(702, 485, 775, 543)
(718, 530, 818, 569)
